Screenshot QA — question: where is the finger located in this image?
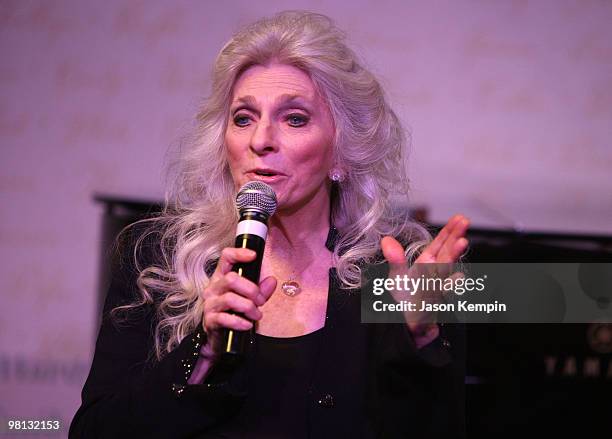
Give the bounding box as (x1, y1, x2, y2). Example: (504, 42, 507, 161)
(427, 237, 469, 278)
(257, 276, 277, 305)
(207, 312, 253, 331)
(216, 247, 257, 276)
(446, 217, 470, 249)
(204, 271, 255, 300)
(217, 271, 261, 302)
(421, 215, 469, 262)
(450, 216, 470, 240)
(381, 236, 406, 265)
(452, 237, 469, 260)
(381, 236, 408, 277)
(208, 292, 262, 321)
(438, 220, 470, 262)
(419, 215, 462, 261)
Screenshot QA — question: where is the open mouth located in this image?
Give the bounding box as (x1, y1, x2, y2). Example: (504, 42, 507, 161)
(249, 168, 285, 180)
(255, 170, 277, 177)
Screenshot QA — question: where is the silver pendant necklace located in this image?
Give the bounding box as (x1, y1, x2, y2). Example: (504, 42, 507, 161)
(280, 253, 332, 297)
(281, 277, 301, 297)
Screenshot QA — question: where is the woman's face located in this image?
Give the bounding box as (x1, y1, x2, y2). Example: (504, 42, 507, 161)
(225, 63, 335, 214)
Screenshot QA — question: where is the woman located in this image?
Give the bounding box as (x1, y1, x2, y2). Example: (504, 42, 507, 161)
(71, 11, 469, 438)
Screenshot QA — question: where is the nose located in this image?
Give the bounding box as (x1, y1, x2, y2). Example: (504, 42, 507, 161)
(249, 117, 278, 155)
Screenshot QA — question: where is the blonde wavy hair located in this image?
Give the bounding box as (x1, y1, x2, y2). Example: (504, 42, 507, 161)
(115, 10, 431, 360)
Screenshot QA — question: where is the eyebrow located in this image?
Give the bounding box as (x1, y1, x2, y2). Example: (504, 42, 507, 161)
(230, 94, 312, 114)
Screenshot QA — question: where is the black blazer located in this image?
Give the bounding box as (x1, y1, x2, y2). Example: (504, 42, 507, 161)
(70, 229, 465, 438)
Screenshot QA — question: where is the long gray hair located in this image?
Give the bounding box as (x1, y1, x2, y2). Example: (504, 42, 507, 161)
(117, 10, 431, 360)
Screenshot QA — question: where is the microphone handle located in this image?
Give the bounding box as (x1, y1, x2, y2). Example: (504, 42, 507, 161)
(221, 223, 267, 358)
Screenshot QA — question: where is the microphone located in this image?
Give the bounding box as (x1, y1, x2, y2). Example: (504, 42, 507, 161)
(222, 181, 277, 359)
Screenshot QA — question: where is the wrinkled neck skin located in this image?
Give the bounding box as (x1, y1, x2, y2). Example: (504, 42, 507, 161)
(262, 184, 332, 277)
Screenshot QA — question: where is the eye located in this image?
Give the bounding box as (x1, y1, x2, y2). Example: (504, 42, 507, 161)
(233, 114, 251, 127)
(286, 113, 309, 127)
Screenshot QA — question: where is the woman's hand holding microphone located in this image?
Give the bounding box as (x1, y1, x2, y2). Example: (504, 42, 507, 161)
(188, 248, 277, 384)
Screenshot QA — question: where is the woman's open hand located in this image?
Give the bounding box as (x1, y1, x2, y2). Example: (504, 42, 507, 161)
(380, 214, 470, 347)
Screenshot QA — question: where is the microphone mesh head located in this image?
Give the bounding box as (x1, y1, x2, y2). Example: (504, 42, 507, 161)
(235, 181, 277, 217)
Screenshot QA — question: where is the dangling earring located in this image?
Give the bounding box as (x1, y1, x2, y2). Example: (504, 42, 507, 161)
(329, 168, 345, 182)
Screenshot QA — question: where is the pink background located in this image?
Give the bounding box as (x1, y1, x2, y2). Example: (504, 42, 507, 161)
(1, 0, 611, 436)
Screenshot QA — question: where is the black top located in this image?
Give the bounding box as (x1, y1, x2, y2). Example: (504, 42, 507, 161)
(207, 329, 324, 438)
(69, 226, 464, 438)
